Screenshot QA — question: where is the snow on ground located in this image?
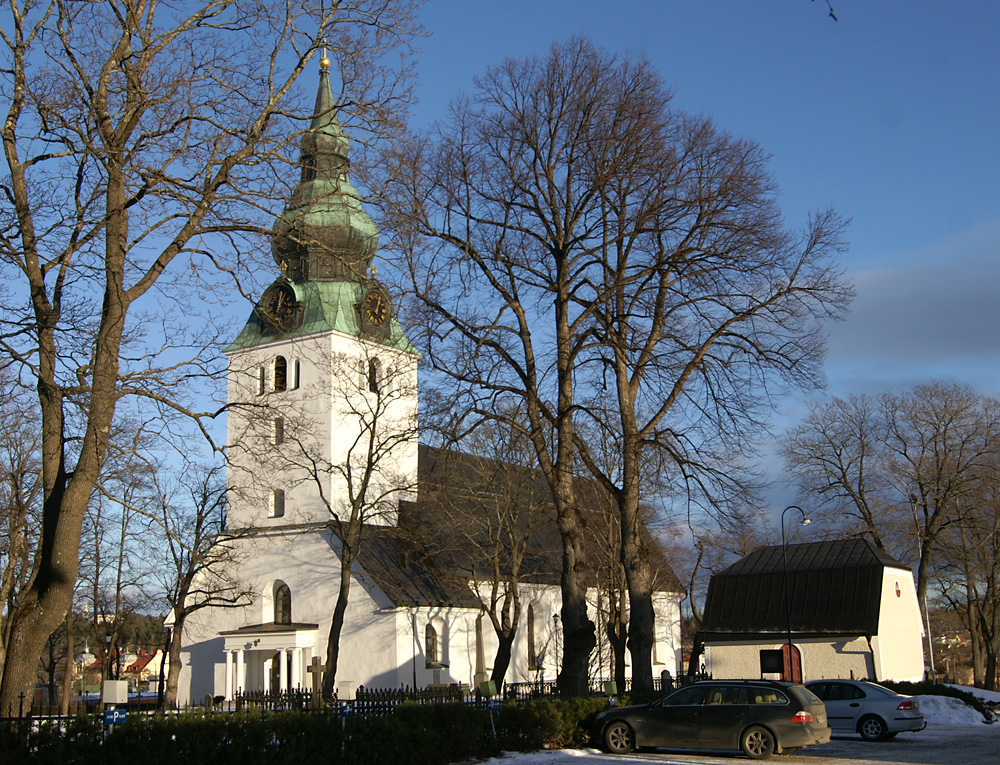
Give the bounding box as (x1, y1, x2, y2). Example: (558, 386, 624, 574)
(948, 683, 1000, 704)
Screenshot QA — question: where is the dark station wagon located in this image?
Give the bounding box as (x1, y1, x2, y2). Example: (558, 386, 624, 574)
(594, 679, 831, 759)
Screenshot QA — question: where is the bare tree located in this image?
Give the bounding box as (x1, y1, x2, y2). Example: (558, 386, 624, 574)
(0, 370, 41, 684)
(144, 463, 251, 707)
(386, 37, 850, 693)
(0, 0, 420, 707)
(783, 381, 1000, 606)
(936, 455, 1000, 690)
(782, 394, 896, 548)
(416, 421, 550, 686)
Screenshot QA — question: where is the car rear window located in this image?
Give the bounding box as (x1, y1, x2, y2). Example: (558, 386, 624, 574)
(794, 685, 823, 704)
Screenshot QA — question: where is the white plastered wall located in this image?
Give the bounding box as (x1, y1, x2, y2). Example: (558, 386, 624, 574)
(224, 329, 418, 531)
(703, 637, 874, 682)
(870, 567, 925, 682)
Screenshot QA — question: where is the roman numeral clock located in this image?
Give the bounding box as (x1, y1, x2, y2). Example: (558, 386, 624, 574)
(360, 285, 391, 337)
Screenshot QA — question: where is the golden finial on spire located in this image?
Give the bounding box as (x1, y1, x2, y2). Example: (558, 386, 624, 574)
(319, 37, 330, 71)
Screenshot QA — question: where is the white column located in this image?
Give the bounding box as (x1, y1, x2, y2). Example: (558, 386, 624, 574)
(279, 648, 288, 691)
(235, 649, 245, 693)
(225, 651, 233, 699)
(290, 648, 301, 689)
(263, 658, 272, 693)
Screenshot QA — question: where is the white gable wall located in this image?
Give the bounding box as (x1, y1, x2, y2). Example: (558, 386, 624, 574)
(871, 567, 925, 682)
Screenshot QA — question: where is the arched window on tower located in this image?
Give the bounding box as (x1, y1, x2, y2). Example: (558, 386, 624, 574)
(257, 366, 266, 396)
(425, 623, 438, 668)
(292, 359, 301, 389)
(527, 604, 538, 670)
(368, 357, 381, 394)
(273, 356, 287, 392)
(274, 582, 291, 625)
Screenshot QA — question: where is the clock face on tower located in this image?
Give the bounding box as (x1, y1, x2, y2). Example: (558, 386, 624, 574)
(262, 283, 300, 331)
(363, 288, 389, 326)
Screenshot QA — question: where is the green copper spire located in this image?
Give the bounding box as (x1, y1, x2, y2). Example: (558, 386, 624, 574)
(226, 55, 417, 356)
(271, 56, 378, 282)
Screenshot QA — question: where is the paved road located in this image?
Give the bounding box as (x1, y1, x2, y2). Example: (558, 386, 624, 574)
(491, 726, 1000, 765)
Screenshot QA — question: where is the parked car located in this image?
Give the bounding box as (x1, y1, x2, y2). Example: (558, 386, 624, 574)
(593, 679, 831, 759)
(804, 679, 926, 741)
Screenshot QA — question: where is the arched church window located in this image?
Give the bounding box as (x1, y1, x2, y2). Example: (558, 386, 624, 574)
(270, 489, 285, 518)
(292, 359, 301, 389)
(527, 604, 538, 670)
(425, 623, 438, 668)
(273, 356, 287, 392)
(368, 358, 381, 394)
(257, 366, 266, 396)
(274, 582, 291, 625)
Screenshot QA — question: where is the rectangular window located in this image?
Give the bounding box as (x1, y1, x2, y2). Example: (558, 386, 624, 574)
(273, 418, 284, 445)
(270, 489, 285, 518)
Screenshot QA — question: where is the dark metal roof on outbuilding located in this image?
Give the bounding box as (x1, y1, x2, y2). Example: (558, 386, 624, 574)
(700, 538, 911, 640)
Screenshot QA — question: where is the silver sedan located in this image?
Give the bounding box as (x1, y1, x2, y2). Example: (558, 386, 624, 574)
(804, 679, 926, 741)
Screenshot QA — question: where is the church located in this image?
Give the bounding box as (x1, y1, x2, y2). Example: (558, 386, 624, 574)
(174, 57, 683, 706)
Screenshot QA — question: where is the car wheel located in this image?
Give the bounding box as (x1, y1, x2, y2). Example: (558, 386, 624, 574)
(603, 720, 635, 754)
(740, 725, 775, 760)
(859, 714, 888, 741)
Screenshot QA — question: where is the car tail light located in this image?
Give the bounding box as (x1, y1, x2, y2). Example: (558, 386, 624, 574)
(897, 699, 914, 710)
(791, 711, 814, 723)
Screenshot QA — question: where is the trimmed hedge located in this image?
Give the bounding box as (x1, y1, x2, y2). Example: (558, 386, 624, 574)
(0, 696, 616, 764)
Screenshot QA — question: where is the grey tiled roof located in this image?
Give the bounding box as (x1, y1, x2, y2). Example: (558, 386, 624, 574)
(349, 524, 481, 609)
(341, 444, 682, 610)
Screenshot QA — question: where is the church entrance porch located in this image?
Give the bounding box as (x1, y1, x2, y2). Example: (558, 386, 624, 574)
(220, 622, 319, 699)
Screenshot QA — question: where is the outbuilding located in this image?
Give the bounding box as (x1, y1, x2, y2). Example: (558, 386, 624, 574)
(698, 539, 925, 683)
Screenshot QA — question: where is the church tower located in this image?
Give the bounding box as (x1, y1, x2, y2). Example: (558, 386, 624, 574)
(224, 54, 419, 531)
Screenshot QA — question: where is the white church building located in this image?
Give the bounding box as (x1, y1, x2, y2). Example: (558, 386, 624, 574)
(174, 59, 683, 706)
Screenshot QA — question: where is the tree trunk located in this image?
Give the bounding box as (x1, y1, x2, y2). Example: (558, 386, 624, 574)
(687, 632, 704, 677)
(59, 611, 73, 715)
(490, 633, 514, 686)
(608, 620, 626, 695)
(620, 487, 654, 694)
(165, 622, 186, 708)
(323, 553, 354, 698)
(555, 503, 596, 696)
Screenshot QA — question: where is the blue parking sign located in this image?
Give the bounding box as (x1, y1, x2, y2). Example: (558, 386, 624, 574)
(103, 708, 127, 725)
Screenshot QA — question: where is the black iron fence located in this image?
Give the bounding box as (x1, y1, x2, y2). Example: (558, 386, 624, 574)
(1, 672, 712, 727)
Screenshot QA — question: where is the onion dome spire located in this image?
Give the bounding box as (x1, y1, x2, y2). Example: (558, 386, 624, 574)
(271, 54, 378, 282)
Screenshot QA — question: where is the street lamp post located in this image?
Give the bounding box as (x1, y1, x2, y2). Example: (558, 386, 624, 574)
(780, 506, 811, 682)
(104, 632, 113, 682)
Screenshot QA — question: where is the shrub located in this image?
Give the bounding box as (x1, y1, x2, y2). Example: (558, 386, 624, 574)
(1, 694, 618, 763)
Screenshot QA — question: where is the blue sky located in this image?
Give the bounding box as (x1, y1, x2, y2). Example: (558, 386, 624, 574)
(404, 0, 1000, 413)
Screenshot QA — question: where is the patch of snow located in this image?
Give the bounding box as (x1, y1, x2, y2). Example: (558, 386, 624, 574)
(948, 683, 1000, 704)
(917, 694, 988, 726)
